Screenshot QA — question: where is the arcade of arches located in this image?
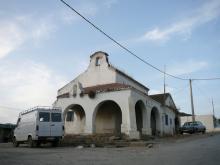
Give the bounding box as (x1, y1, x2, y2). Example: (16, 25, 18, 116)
(63, 102, 164, 137)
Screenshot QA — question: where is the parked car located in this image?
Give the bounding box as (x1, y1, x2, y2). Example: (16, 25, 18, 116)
(13, 106, 64, 147)
(179, 121, 206, 134)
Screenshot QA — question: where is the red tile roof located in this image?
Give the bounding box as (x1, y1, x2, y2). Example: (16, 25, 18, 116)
(149, 93, 178, 113)
(83, 83, 131, 94)
(149, 93, 170, 104)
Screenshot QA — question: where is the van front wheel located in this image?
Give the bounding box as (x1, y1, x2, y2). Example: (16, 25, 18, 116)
(13, 137, 19, 147)
(28, 136, 34, 148)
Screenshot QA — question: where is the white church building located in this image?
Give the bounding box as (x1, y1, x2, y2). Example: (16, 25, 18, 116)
(53, 51, 179, 139)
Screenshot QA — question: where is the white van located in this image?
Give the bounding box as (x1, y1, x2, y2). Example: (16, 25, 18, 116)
(13, 106, 64, 147)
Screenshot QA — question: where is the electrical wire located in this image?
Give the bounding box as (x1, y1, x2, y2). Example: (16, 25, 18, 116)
(60, 0, 187, 81)
(60, 0, 220, 81)
(192, 78, 220, 81)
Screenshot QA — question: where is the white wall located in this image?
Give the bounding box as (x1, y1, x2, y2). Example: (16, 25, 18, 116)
(162, 107, 175, 135)
(58, 51, 148, 96)
(58, 52, 116, 95)
(115, 72, 148, 94)
(54, 89, 132, 135)
(55, 87, 176, 138)
(54, 52, 177, 138)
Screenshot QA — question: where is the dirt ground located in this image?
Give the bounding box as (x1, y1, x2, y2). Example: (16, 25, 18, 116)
(0, 132, 220, 165)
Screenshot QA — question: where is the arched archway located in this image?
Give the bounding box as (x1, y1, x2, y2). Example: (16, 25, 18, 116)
(93, 100, 122, 135)
(135, 100, 146, 135)
(150, 107, 160, 136)
(64, 104, 86, 134)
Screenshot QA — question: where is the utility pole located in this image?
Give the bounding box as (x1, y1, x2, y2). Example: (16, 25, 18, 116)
(212, 98, 215, 117)
(162, 65, 166, 136)
(189, 79, 195, 122)
(163, 65, 166, 105)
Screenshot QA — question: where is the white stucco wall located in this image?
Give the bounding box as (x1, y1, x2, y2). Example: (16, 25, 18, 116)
(54, 89, 132, 135)
(53, 51, 177, 139)
(162, 107, 175, 135)
(165, 95, 176, 110)
(58, 52, 148, 96)
(58, 52, 116, 95)
(115, 73, 148, 94)
(54, 87, 177, 139)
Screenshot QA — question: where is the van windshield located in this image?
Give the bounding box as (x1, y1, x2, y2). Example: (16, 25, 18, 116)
(51, 113, 61, 122)
(39, 112, 50, 122)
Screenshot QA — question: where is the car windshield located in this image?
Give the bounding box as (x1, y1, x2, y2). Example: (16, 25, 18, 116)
(184, 122, 190, 126)
(51, 113, 61, 122)
(39, 112, 50, 122)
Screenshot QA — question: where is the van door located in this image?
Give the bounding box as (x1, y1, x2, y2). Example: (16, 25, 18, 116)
(50, 112, 63, 137)
(38, 112, 50, 137)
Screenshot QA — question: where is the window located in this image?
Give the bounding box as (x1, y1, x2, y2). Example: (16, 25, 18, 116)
(51, 113, 61, 122)
(66, 111, 74, 122)
(183, 122, 188, 126)
(72, 84, 77, 97)
(165, 114, 169, 125)
(39, 112, 50, 122)
(95, 57, 101, 66)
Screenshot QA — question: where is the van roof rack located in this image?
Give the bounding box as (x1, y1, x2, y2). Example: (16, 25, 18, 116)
(19, 106, 61, 116)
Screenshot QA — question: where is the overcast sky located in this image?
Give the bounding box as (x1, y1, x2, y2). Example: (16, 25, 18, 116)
(0, 0, 220, 123)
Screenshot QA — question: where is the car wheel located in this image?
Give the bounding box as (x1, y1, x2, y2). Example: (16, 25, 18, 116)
(28, 136, 34, 148)
(12, 137, 19, 147)
(195, 128, 198, 133)
(52, 140, 60, 147)
(36, 141, 41, 147)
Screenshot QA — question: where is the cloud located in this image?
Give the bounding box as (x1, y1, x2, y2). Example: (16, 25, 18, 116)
(0, 60, 68, 123)
(167, 60, 208, 76)
(31, 18, 56, 42)
(103, 0, 118, 8)
(59, 0, 118, 24)
(0, 57, 90, 124)
(140, 0, 220, 42)
(0, 15, 56, 59)
(0, 0, 115, 58)
(60, 2, 98, 24)
(0, 20, 26, 59)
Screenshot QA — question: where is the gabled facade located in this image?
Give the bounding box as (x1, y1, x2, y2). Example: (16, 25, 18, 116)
(53, 51, 178, 139)
(149, 93, 179, 135)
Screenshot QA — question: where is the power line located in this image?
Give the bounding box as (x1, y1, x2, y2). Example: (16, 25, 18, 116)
(192, 78, 220, 81)
(59, 0, 187, 81)
(60, 0, 220, 81)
